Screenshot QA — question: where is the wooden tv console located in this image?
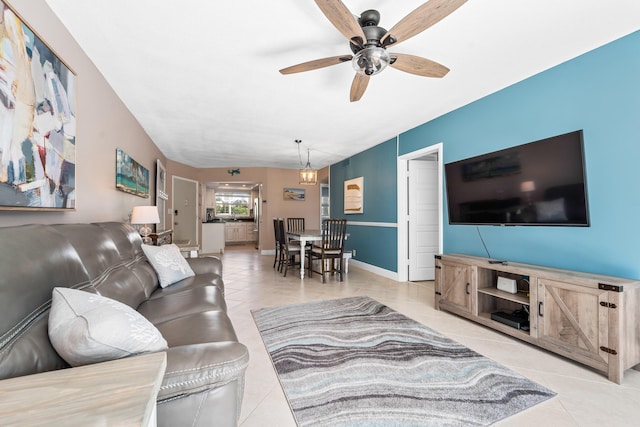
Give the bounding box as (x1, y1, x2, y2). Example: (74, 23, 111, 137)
(434, 253, 640, 384)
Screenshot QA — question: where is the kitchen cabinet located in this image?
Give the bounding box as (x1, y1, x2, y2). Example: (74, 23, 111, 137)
(225, 222, 247, 243)
(205, 189, 215, 208)
(224, 221, 258, 243)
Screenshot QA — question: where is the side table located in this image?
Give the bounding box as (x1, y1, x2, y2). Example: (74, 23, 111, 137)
(0, 352, 166, 426)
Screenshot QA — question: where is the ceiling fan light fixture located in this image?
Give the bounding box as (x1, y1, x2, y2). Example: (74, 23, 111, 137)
(352, 46, 390, 76)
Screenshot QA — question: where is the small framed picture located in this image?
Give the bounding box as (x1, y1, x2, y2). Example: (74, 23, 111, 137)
(283, 188, 305, 201)
(116, 148, 149, 198)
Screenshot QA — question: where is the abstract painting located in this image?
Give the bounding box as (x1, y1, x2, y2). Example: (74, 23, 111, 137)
(0, 1, 76, 210)
(155, 159, 167, 231)
(116, 148, 149, 198)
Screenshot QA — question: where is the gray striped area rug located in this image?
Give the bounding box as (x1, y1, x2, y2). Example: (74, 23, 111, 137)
(252, 296, 555, 426)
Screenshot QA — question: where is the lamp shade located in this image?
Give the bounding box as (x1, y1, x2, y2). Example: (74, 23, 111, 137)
(298, 146, 317, 185)
(299, 168, 318, 185)
(131, 206, 160, 224)
(520, 181, 536, 193)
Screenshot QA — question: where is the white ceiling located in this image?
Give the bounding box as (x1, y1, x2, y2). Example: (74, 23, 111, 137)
(45, 0, 640, 170)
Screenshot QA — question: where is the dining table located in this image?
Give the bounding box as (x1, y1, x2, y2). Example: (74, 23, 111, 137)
(286, 229, 350, 279)
(286, 229, 322, 279)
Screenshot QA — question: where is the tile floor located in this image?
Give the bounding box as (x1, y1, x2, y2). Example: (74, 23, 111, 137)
(215, 245, 640, 426)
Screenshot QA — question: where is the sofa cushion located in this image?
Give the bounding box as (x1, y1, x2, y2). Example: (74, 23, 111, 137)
(138, 286, 227, 325)
(48, 287, 168, 367)
(142, 244, 195, 288)
(147, 273, 225, 300)
(154, 311, 238, 347)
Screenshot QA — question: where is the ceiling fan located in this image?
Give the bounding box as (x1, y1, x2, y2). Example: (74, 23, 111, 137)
(279, 0, 467, 102)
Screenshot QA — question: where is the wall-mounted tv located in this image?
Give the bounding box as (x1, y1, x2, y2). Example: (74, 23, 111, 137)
(445, 130, 589, 226)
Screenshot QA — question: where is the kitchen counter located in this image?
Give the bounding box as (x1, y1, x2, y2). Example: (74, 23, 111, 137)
(203, 218, 254, 223)
(202, 222, 225, 254)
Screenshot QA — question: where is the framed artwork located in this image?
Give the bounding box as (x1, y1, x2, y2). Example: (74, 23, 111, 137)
(344, 177, 363, 214)
(116, 148, 149, 198)
(0, 1, 76, 210)
(283, 188, 305, 201)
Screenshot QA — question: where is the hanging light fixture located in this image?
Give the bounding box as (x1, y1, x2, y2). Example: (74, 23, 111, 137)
(296, 140, 317, 185)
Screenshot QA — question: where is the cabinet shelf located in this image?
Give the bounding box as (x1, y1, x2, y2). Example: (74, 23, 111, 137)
(477, 287, 529, 305)
(477, 311, 531, 338)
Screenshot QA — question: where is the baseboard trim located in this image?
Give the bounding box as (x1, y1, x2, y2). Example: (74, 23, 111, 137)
(260, 250, 399, 281)
(349, 259, 399, 281)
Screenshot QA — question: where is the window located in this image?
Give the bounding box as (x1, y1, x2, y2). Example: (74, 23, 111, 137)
(215, 192, 251, 217)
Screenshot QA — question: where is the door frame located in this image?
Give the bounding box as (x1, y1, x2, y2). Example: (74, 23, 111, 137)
(397, 143, 443, 282)
(172, 175, 199, 245)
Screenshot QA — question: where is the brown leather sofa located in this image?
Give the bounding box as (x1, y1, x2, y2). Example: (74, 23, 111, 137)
(0, 222, 249, 427)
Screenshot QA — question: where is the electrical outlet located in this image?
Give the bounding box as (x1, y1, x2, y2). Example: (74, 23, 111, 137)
(352, 249, 356, 257)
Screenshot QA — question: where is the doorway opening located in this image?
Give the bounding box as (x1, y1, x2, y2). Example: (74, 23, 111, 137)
(397, 143, 443, 282)
(203, 181, 262, 251)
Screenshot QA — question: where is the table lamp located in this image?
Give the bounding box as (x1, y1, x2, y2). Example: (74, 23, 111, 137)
(131, 206, 160, 244)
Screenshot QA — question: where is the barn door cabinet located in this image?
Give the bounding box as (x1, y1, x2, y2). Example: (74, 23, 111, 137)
(434, 258, 476, 316)
(434, 253, 640, 384)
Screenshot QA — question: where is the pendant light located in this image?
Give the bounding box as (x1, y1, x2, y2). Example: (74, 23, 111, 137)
(296, 140, 317, 185)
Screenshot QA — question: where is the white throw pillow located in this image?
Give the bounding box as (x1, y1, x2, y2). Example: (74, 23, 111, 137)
(48, 287, 168, 367)
(141, 243, 195, 288)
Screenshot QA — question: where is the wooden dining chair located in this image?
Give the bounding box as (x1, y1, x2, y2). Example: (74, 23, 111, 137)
(286, 217, 305, 233)
(277, 218, 301, 277)
(286, 217, 306, 245)
(307, 219, 347, 283)
(273, 218, 283, 270)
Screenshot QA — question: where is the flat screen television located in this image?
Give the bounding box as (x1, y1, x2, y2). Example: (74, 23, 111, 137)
(445, 130, 589, 226)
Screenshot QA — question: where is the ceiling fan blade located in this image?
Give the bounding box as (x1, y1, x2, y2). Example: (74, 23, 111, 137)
(279, 55, 353, 75)
(315, 0, 366, 43)
(382, 0, 467, 46)
(350, 73, 370, 102)
(389, 53, 450, 77)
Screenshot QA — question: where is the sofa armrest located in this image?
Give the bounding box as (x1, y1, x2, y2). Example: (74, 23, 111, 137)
(157, 342, 249, 401)
(186, 256, 222, 276)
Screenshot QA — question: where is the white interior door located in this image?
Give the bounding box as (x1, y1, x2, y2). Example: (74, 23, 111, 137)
(408, 158, 439, 281)
(172, 176, 198, 245)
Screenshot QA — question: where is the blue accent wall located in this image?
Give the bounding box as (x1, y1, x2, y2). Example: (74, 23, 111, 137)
(330, 31, 640, 279)
(397, 31, 640, 278)
(330, 139, 398, 272)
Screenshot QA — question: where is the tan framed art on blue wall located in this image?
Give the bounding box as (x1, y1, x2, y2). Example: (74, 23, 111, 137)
(344, 176, 363, 214)
(0, 1, 76, 210)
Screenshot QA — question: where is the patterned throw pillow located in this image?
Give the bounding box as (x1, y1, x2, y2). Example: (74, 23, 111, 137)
(48, 287, 168, 367)
(141, 243, 195, 288)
